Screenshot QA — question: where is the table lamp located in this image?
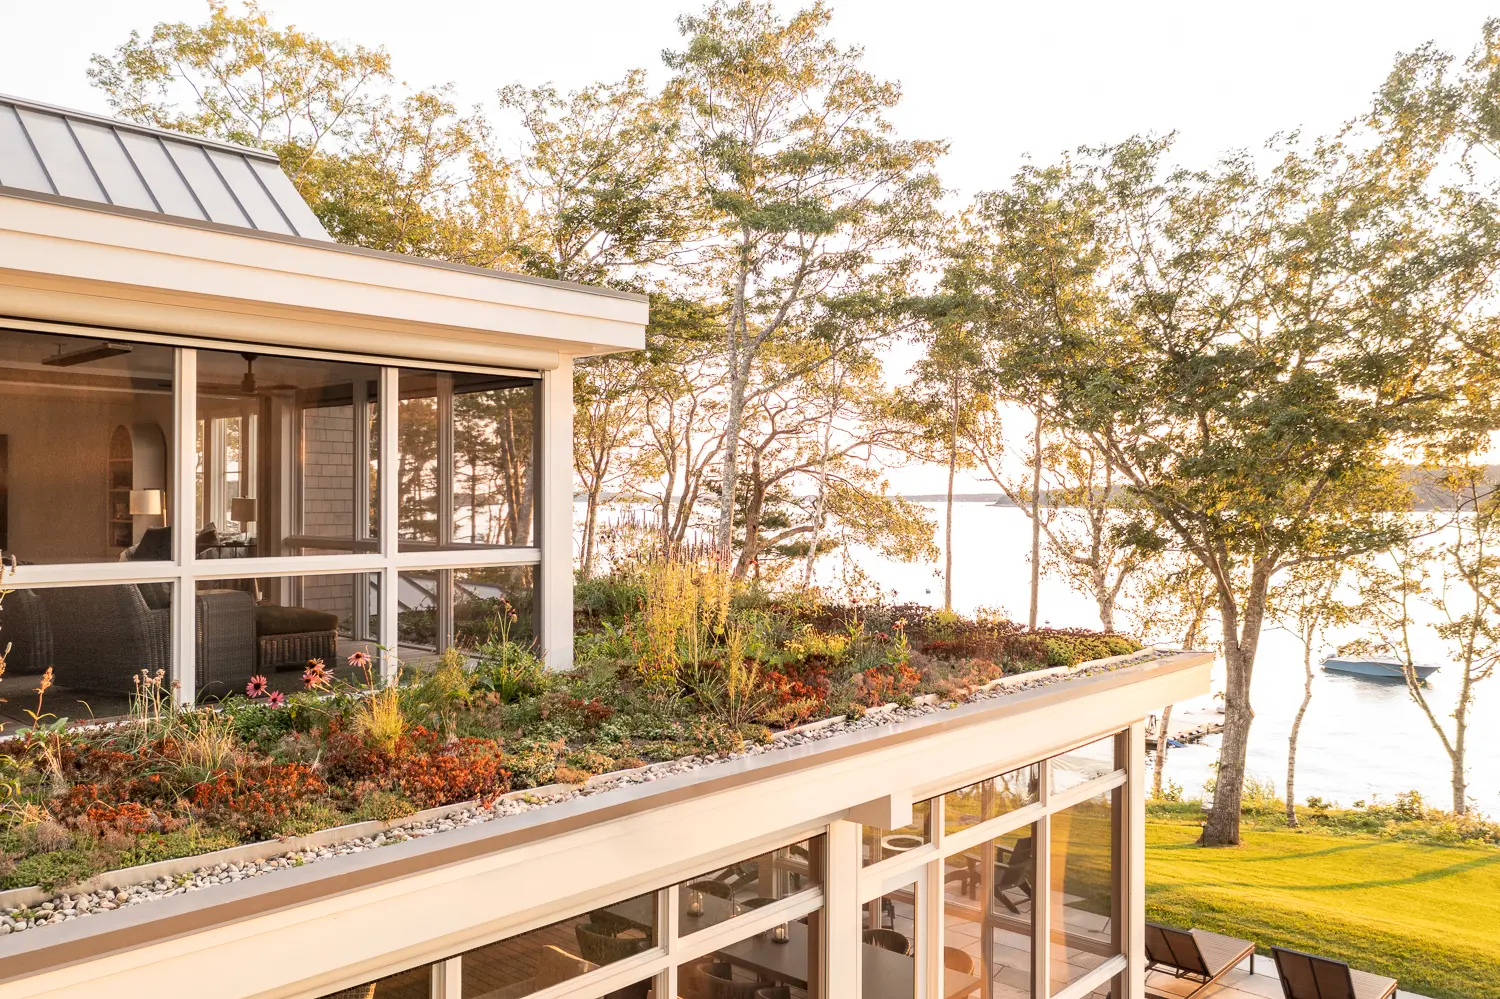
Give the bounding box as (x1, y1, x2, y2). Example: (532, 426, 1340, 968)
(128, 489, 164, 516)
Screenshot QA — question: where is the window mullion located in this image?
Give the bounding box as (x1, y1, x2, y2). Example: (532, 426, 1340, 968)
(378, 366, 400, 680)
(172, 347, 197, 707)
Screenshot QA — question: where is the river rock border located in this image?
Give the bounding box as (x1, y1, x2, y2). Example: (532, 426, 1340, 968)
(0, 646, 1176, 936)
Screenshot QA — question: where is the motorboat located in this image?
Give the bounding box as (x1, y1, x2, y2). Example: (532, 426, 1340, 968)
(1321, 654, 1439, 680)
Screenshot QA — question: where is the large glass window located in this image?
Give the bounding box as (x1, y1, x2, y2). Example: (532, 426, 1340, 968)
(861, 798, 932, 867)
(0, 328, 174, 565)
(193, 572, 379, 701)
(944, 764, 1040, 836)
(944, 823, 1035, 999)
(460, 888, 657, 998)
(861, 883, 917, 998)
(683, 906, 823, 999)
(1049, 735, 1121, 794)
(399, 370, 537, 551)
(1049, 789, 1123, 993)
(397, 565, 535, 661)
(197, 349, 380, 559)
(679, 835, 824, 937)
(0, 582, 173, 722)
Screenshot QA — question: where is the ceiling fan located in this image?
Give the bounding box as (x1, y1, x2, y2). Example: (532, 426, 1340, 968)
(200, 353, 299, 396)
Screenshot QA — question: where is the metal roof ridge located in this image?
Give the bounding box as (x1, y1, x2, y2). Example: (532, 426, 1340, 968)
(0, 92, 281, 163)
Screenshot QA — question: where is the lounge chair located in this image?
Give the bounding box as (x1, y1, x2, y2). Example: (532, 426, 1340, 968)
(1271, 946, 1398, 999)
(994, 836, 1035, 914)
(1144, 921, 1255, 999)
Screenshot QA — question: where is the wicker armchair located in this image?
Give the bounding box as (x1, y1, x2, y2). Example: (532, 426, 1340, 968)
(0, 588, 53, 676)
(195, 589, 258, 699)
(29, 585, 257, 700)
(38, 585, 169, 694)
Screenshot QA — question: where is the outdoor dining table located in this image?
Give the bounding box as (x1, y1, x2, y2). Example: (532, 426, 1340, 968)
(714, 917, 980, 999)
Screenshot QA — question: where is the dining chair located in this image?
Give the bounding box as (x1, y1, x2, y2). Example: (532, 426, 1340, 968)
(688, 879, 737, 900)
(944, 946, 978, 975)
(754, 988, 792, 999)
(575, 923, 651, 965)
(864, 927, 913, 955)
(703, 962, 763, 999)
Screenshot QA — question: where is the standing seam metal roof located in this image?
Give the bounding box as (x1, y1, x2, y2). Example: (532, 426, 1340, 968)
(0, 93, 331, 241)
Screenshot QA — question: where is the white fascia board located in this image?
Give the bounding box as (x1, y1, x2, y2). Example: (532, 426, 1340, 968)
(0, 655, 1210, 999)
(0, 194, 647, 364)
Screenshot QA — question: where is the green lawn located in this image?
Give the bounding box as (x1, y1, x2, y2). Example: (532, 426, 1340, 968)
(1146, 816, 1500, 999)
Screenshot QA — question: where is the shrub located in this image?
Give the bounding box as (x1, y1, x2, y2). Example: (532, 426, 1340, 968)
(394, 731, 509, 808)
(3, 847, 101, 892)
(189, 762, 328, 840)
(472, 641, 549, 703)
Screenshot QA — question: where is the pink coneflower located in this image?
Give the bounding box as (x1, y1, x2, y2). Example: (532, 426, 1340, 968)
(266, 690, 287, 707)
(347, 650, 372, 670)
(303, 659, 332, 690)
(245, 675, 269, 698)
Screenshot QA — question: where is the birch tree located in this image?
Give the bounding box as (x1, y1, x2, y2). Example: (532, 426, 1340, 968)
(664, 1, 945, 560)
(1359, 471, 1500, 815)
(943, 158, 1108, 628)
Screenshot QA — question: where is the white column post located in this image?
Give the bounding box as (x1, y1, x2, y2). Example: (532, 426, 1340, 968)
(538, 356, 574, 671)
(378, 367, 400, 683)
(657, 883, 679, 999)
(1033, 764, 1053, 999)
(430, 957, 460, 998)
(435, 373, 455, 651)
(825, 819, 861, 997)
(1124, 722, 1147, 999)
(921, 861, 941, 999)
(171, 348, 198, 708)
(352, 377, 373, 641)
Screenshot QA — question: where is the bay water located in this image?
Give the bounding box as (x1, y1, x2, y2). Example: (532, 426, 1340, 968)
(818, 501, 1500, 818)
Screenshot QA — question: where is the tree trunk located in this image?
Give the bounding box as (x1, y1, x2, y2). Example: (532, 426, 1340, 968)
(1151, 703, 1173, 799)
(716, 236, 752, 561)
(1452, 666, 1471, 815)
(1028, 404, 1043, 630)
(580, 483, 602, 579)
(1200, 571, 1268, 847)
(1285, 636, 1315, 827)
(944, 370, 959, 612)
(1093, 565, 1114, 633)
(802, 374, 839, 591)
(716, 370, 746, 561)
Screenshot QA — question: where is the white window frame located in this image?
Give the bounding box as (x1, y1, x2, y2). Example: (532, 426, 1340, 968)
(308, 734, 1143, 999)
(2, 330, 556, 704)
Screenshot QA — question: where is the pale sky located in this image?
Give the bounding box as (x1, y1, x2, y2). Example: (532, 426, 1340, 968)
(3, 0, 1495, 492)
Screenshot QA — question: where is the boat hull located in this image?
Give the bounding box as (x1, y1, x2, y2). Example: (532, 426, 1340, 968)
(1322, 657, 1439, 680)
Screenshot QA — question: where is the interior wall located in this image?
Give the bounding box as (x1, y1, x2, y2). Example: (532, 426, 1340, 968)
(0, 383, 173, 563)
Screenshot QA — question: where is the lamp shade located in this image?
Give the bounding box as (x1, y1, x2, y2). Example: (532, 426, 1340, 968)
(230, 497, 257, 524)
(128, 489, 164, 516)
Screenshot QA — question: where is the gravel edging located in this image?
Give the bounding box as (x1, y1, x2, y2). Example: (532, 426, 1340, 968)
(1, 647, 1177, 937)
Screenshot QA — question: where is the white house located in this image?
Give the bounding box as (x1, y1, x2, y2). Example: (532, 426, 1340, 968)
(0, 95, 1212, 999)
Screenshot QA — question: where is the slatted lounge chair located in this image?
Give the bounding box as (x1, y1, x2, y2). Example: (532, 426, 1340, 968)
(1271, 946, 1399, 999)
(1145, 921, 1256, 999)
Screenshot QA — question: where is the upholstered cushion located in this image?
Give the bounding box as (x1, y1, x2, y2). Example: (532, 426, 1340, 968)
(129, 526, 174, 562)
(254, 604, 339, 637)
(137, 582, 172, 611)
